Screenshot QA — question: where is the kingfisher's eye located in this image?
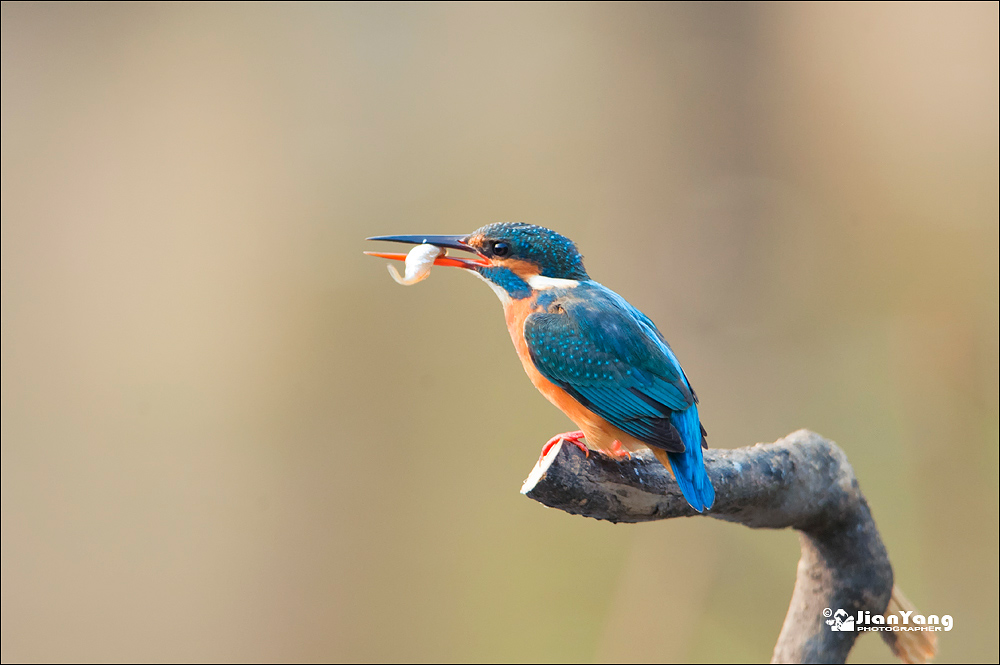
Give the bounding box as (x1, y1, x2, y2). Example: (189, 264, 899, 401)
(492, 241, 511, 257)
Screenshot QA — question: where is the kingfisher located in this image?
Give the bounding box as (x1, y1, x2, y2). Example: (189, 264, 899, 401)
(366, 223, 715, 512)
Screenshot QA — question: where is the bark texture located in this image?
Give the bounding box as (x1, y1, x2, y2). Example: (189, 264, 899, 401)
(521, 429, 924, 663)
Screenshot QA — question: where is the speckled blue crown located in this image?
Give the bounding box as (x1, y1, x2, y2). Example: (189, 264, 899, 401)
(473, 222, 589, 280)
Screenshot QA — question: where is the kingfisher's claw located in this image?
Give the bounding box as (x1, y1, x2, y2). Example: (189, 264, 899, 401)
(540, 431, 589, 459)
(609, 440, 632, 460)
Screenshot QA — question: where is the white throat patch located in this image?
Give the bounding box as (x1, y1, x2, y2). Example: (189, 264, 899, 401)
(468, 270, 511, 304)
(526, 274, 580, 290)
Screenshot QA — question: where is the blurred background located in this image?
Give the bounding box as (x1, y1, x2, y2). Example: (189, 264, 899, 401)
(2, 2, 997, 662)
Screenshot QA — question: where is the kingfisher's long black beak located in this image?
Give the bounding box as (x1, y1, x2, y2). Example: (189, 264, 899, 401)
(364, 234, 488, 268)
(366, 234, 472, 252)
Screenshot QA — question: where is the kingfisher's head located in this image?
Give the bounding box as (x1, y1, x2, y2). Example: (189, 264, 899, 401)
(366, 223, 589, 300)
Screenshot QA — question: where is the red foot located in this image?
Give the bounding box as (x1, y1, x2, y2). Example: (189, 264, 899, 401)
(609, 440, 632, 460)
(540, 430, 589, 458)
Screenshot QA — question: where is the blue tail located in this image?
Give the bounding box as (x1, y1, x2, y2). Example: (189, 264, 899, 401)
(666, 406, 715, 512)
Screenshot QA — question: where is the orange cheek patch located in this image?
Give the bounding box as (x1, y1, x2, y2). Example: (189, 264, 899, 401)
(495, 258, 542, 279)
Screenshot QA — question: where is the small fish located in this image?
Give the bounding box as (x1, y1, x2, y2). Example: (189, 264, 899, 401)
(386, 244, 445, 285)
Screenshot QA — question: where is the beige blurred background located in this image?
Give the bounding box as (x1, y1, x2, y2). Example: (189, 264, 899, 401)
(2, 2, 997, 662)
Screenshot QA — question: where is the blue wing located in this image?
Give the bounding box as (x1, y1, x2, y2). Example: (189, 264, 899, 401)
(524, 283, 697, 453)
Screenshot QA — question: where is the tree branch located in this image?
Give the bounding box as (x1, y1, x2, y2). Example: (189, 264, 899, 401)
(520, 429, 932, 664)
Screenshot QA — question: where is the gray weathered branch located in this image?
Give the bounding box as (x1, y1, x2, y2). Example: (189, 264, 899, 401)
(520, 429, 933, 664)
